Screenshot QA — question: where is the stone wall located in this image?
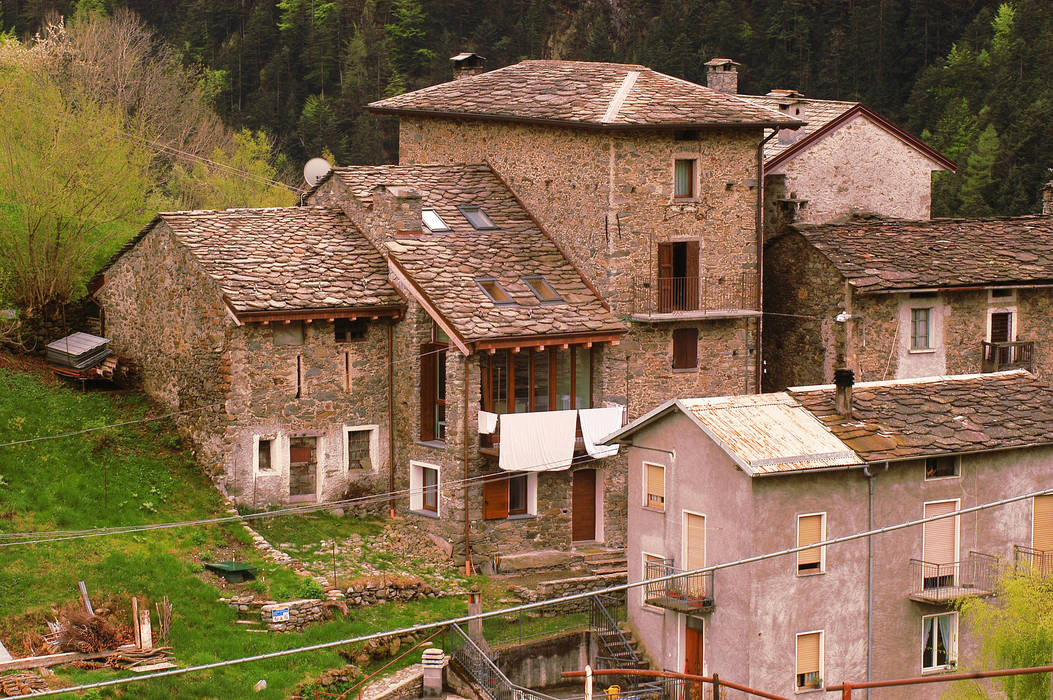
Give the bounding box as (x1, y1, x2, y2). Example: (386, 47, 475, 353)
(767, 112, 941, 224)
(260, 598, 328, 632)
(511, 571, 627, 615)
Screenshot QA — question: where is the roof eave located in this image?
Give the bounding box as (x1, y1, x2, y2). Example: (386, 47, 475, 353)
(233, 304, 405, 324)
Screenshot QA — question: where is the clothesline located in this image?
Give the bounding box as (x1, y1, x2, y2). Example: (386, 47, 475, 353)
(481, 406, 625, 472)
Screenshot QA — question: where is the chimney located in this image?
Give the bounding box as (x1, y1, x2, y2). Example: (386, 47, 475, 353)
(372, 185, 423, 238)
(451, 52, 486, 80)
(768, 89, 806, 144)
(704, 58, 741, 94)
(1043, 181, 1053, 215)
(834, 368, 854, 418)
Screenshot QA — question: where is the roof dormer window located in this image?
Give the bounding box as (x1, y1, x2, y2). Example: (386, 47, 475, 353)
(523, 275, 563, 303)
(476, 278, 514, 305)
(458, 205, 498, 230)
(422, 209, 451, 232)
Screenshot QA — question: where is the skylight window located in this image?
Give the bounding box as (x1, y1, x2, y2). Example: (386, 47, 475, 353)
(422, 209, 451, 232)
(458, 205, 498, 230)
(476, 278, 514, 305)
(523, 276, 563, 303)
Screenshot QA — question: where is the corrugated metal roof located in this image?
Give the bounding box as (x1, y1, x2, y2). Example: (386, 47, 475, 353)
(679, 394, 863, 475)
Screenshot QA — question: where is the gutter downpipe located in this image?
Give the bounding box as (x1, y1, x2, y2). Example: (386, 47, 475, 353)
(862, 461, 890, 699)
(388, 321, 396, 518)
(755, 129, 777, 394)
(464, 354, 472, 577)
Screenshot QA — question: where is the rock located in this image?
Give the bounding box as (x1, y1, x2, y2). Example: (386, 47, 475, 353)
(254, 680, 267, 692)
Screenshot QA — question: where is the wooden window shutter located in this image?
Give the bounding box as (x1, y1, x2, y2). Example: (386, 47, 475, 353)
(658, 243, 674, 312)
(685, 513, 706, 570)
(796, 632, 820, 675)
(673, 328, 698, 369)
(483, 477, 509, 520)
(420, 345, 436, 441)
(646, 464, 665, 510)
(923, 501, 958, 565)
(990, 312, 1012, 343)
(1034, 496, 1053, 552)
(797, 514, 823, 568)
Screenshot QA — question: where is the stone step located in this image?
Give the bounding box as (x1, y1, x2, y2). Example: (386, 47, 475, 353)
(590, 565, 628, 576)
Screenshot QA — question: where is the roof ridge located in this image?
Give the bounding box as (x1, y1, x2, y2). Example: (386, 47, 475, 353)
(799, 213, 1053, 230)
(159, 206, 338, 217)
(789, 370, 1029, 393)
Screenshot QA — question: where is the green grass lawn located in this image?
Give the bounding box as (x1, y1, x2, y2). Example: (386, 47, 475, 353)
(0, 364, 472, 698)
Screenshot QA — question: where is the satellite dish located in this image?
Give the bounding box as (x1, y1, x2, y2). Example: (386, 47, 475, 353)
(303, 157, 332, 186)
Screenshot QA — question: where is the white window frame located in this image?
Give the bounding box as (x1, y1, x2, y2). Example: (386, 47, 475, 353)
(923, 455, 961, 481)
(640, 552, 667, 613)
(921, 612, 958, 672)
(672, 155, 698, 201)
(794, 629, 825, 693)
(643, 461, 666, 512)
(987, 287, 1016, 303)
(796, 512, 827, 576)
(681, 509, 707, 571)
(409, 461, 441, 517)
(910, 306, 934, 351)
(252, 432, 287, 476)
(343, 424, 379, 472)
(505, 472, 538, 517)
(986, 306, 1017, 343)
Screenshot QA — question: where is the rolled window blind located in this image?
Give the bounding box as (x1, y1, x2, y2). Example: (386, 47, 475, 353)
(923, 501, 958, 564)
(1034, 495, 1053, 552)
(798, 514, 824, 568)
(685, 513, 706, 570)
(796, 632, 820, 675)
(646, 464, 665, 509)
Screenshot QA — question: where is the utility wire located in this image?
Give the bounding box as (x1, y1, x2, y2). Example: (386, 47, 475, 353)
(22, 485, 1053, 698)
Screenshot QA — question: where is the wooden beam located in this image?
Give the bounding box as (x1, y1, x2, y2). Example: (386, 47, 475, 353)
(0, 649, 117, 672)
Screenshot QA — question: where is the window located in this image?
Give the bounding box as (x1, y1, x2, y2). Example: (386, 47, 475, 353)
(410, 462, 440, 515)
(254, 436, 276, 473)
(477, 278, 514, 305)
(925, 456, 959, 480)
(989, 311, 1014, 343)
(458, 205, 497, 230)
(922, 613, 957, 671)
(420, 340, 447, 442)
(922, 500, 959, 589)
(657, 242, 700, 312)
(483, 472, 536, 519)
(1034, 495, 1053, 554)
(344, 426, 375, 470)
(508, 474, 528, 515)
(645, 463, 665, 511)
(422, 209, 451, 232)
(273, 321, 305, 346)
(911, 308, 932, 350)
(990, 287, 1015, 300)
(797, 513, 826, 574)
(672, 328, 698, 369)
(674, 158, 696, 199)
(522, 276, 563, 303)
(481, 347, 591, 415)
(795, 631, 823, 690)
(335, 318, 367, 343)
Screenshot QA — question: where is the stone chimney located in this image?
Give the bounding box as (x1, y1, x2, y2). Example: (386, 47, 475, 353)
(1043, 181, 1053, 215)
(451, 52, 486, 80)
(705, 58, 741, 94)
(372, 185, 422, 239)
(768, 89, 806, 144)
(834, 368, 854, 419)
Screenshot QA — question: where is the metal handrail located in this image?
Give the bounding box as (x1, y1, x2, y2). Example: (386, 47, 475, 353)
(589, 594, 642, 672)
(1014, 544, 1053, 576)
(329, 628, 443, 700)
(909, 551, 999, 602)
(633, 272, 759, 315)
(644, 560, 714, 610)
(449, 623, 559, 700)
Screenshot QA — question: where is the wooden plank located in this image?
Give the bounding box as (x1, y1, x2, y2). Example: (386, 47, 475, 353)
(0, 650, 113, 672)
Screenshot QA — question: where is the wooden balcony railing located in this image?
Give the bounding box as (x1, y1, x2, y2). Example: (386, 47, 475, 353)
(909, 551, 1000, 603)
(981, 341, 1034, 373)
(632, 272, 759, 319)
(643, 560, 714, 613)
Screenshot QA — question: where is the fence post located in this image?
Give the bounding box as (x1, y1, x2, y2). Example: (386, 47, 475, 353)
(712, 672, 720, 700)
(842, 681, 853, 700)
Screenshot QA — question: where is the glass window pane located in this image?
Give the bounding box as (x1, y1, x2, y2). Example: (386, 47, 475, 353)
(422, 209, 451, 232)
(459, 206, 498, 230)
(674, 159, 694, 197)
(513, 351, 530, 413)
(493, 350, 509, 414)
(524, 276, 562, 302)
(575, 347, 591, 409)
(533, 350, 550, 411)
(477, 278, 513, 304)
(555, 349, 572, 410)
(509, 474, 527, 514)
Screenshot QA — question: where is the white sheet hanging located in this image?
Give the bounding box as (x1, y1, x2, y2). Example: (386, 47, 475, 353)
(579, 406, 624, 459)
(498, 409, 578, 472)
(478, 410, 499, 435)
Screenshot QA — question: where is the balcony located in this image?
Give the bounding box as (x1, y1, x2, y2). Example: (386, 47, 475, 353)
(909, 551, 1000, 604)
(643, 560, 714, 614)
(1014, 545, 1053, 576)
(981, 341, 1034, 373)
(630, 272, 759, 321)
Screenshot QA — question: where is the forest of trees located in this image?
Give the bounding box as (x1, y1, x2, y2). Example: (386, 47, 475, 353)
(2, 1, 1053, 216)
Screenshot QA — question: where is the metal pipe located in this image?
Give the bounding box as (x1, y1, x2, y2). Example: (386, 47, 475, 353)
(827, 664, 1053, 691)
(562, 668, 790, 700)
(755, 129, 777, 393)
(464, 353, 471, 577)
(387, 321, 395, 518)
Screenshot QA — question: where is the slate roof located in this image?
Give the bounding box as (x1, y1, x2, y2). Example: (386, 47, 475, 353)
(159, 207, 401, 314)
(739, 95, 858, 160)
(368, 60, 800, 129)
(789, 371, 1053, 463)
(794, 215, 1053, 293)
(329, 164, 625, 343)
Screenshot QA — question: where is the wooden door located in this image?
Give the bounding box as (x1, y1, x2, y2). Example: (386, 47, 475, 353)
(682, 241, 699, 311)
(685, 624, 703, 696)
(571, 469, 597, 542)
(991, 312, 1014, 365)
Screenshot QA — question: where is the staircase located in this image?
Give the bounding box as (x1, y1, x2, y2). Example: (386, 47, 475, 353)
(590, 593, 650, 681)
(583, 548, 628, 576)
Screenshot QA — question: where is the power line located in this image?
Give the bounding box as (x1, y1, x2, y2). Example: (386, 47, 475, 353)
(22, 485, 1053, 697)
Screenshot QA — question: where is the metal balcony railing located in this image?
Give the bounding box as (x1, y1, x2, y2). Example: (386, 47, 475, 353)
(643, 560, 714, 613)
(981, 341, 1034, 373)
(1014, 545, 1053, 577)
(448, 623, 559, 700)
(909, 551, 1000, 603)
(632, 272, 759, 318)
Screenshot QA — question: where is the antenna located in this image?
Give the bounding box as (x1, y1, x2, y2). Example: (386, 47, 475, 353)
(303, 157, 332, 187)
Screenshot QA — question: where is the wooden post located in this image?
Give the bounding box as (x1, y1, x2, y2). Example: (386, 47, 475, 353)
(138, 609, 153, 651)
(77, 581, 93, 615)
(842, 681, 853, 700)
(131, 597, 141, 650)
(712, 672, 720, 700)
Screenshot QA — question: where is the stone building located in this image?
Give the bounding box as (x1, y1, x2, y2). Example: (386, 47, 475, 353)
(763, 215, 1053, 391)
(701, 59, 956, 228)
(368, 58, 803, 412)
(608, 370, 1053, 698)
